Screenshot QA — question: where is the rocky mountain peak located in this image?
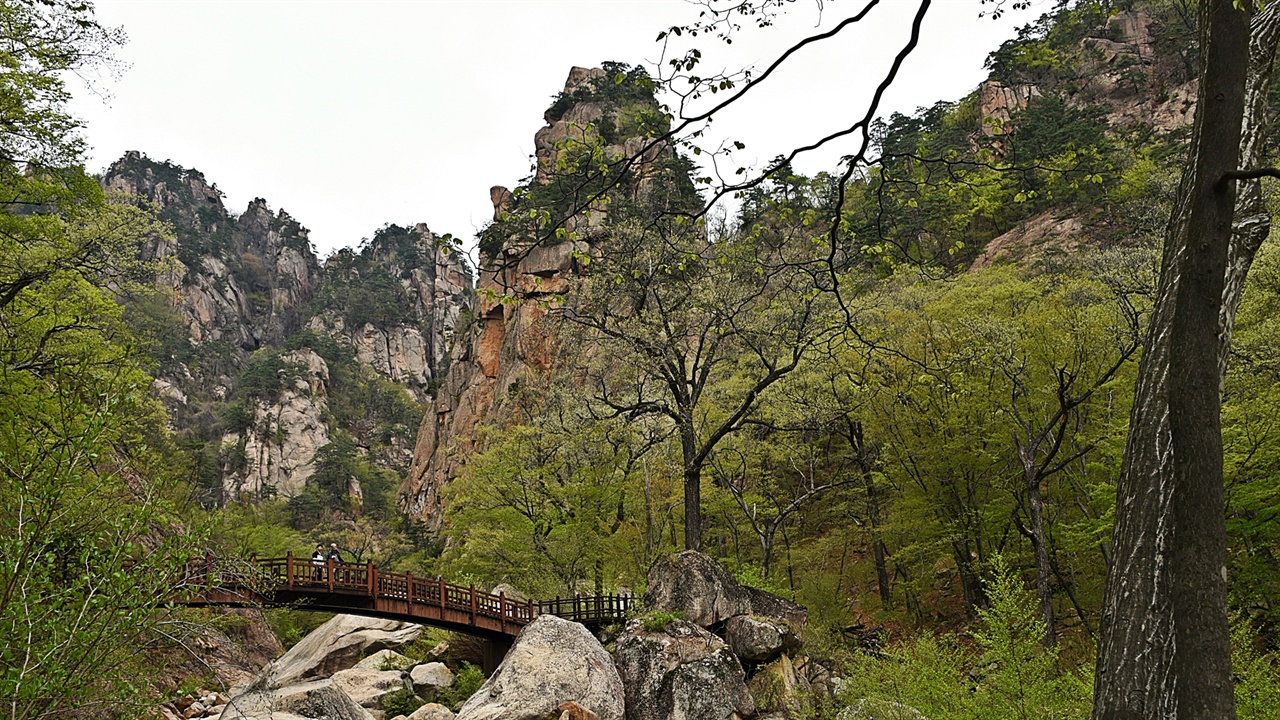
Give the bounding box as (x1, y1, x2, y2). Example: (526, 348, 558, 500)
(402, 63, 683, 529)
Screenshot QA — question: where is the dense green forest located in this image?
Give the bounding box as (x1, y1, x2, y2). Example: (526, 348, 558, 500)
(3, 0, 1280, 718)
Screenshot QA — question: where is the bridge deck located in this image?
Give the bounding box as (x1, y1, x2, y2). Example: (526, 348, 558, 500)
(179, 555, 629, 639)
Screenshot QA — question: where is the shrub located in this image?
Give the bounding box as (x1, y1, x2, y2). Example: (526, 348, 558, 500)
(640, 609, 683, 633)
(381, 687, 424, 717)
(437, 662, 485, 711)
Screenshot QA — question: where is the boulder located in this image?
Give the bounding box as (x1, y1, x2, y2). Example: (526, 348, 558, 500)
(263, 614, 422, 688)
(408, 704, 456, 720)
(838, 699, 929, 720)
(356, 650, 417, 672)
(723, 615, 801, 663)
(456, 615, 623, 720)
(409, 662, 455, 693)
(748, 654, 815, 717)
(220, 679, 374, 720)
(330, 667, 411, 708)
(613, 617, 754, 720)
(643, 551, 807, 629)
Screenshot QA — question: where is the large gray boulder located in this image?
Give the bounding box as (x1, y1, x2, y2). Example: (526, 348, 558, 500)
(613, 617, 754, 720)
(409, 662, 455, 695)
(263, 615, 423, 688)
(220, 679, 374, 720)
(456, 615, 624, 720)
(723, 615, 801, 663)
(330, 666, 410, 708)
(643, 551, 807, 628)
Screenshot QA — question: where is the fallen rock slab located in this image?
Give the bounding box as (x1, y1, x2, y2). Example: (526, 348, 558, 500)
(456, 615, 623, 720)
(263, 615, 422, 688)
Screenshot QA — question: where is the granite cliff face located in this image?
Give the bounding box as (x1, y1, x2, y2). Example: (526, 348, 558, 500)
(401, 66, 676, 530)
(107, 153, 473, 503)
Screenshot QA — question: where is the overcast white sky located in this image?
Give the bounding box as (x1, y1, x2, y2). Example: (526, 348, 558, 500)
(67, 0, 1035, 259)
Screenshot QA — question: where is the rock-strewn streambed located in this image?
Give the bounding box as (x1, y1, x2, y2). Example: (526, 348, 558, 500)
(165, 552, 907, 720)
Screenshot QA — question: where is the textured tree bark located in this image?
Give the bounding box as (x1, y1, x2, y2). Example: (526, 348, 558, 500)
(1093, 4, 1279, 719)
(1026, 476, 1056, 648)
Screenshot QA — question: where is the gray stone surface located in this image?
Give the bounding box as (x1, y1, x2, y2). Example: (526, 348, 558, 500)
(263, 615, 422, 688)
(356, 650, 416, 672)
(220, 679, 375, 720)
(330, 667, 410, 709)
(456, 615, 623, 720)
(409, 662, 455, 693)
(613, 617, 754, 720)
(723, 614, 801, 663)
(407, 704, 455, 720)
(643, 551, 807, 628)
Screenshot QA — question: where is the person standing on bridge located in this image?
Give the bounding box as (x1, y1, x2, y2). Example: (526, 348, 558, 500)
(327, 542, 343, 564)
(311, 543, 325, 581)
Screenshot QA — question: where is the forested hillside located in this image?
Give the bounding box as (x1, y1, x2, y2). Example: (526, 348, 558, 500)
(4, 0, 1280, 718)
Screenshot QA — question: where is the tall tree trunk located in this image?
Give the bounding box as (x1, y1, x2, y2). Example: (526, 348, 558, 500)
(1026, 476, 1056, 648)
(1093, 4, 1279, 718)
(680, 418, 703, 551)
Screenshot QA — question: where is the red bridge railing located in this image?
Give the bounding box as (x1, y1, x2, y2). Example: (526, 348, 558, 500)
(182, 554, 629, 637)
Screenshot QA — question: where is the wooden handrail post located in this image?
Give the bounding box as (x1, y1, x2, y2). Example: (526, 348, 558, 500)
(407, 572, 414, 604)
(286, 551, 294, 590)
(367, 560, 375, 597)
(328, 558, 335, 592)
(438, 577, 446, 612)
(499, 591, 507, 634)
(527, 597, 533, 623)
(470, 584, 477, 624)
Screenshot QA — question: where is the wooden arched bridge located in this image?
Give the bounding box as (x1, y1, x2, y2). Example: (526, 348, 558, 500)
(179, 554, 630, 641)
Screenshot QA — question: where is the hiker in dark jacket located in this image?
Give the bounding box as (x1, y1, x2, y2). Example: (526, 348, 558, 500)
(327, 542, 343, 564)
(311, 544, 325, 581)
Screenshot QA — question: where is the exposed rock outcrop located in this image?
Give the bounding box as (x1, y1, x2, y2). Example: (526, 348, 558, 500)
(262, 614, 422, 689)
(220, 348, 331, 499)
(456, 615, 624, 720)
(643, 551, 808, 629)
(723, 614, 801, 663)
(403, 66, 673, 531)
(220, 679, 374, 720)
(106, 153, 474, 503)
(613, 617, 754, 720)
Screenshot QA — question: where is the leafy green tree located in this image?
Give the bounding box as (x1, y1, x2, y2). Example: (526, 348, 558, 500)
(437, 412, 650, 596)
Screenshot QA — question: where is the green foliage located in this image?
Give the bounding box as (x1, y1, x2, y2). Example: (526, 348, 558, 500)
(437, 407, 659, 595)
(381, 687, 425, 716)
(264, 610, 334, 650)
(437, 662, 485, 711)
(836, 558, 1091, 719)
(972, 557, 1093, 718)
(237, 348, 307, 401)
(1232, 617, 1280, 720)
(640, 609, 684, 632)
